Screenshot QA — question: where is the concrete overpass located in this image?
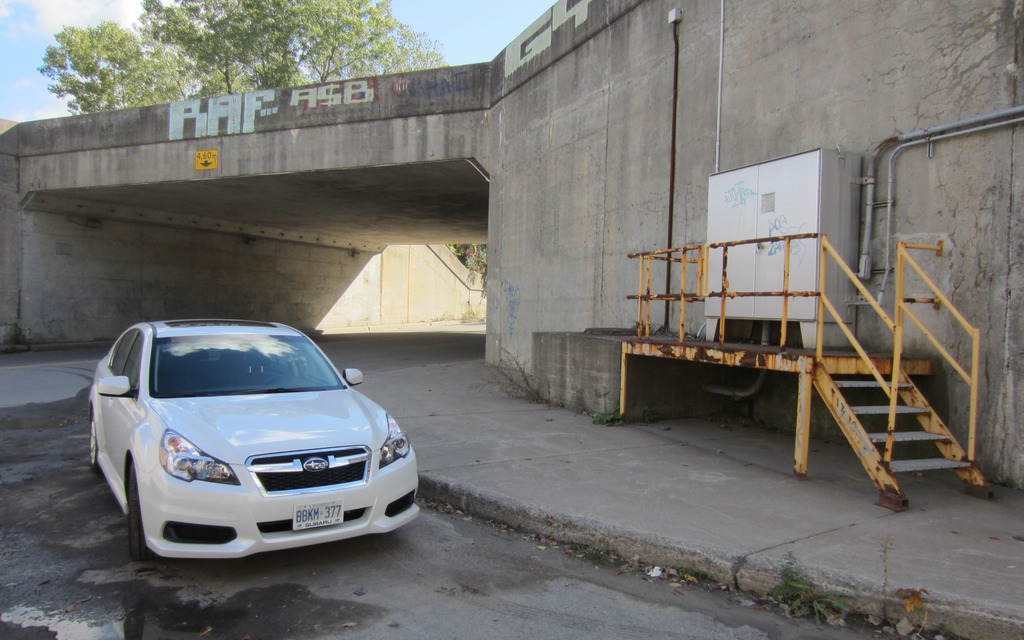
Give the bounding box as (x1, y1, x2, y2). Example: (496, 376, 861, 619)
(10, 67, 493, 250)
(3, 0, 1024, 489)
(1, 62, 496, 342)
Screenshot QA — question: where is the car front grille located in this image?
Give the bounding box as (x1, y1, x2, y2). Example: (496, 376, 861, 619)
(246, 446, 371, 495)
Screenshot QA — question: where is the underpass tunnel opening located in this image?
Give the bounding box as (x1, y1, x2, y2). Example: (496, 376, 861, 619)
(16, 159, 490, 345)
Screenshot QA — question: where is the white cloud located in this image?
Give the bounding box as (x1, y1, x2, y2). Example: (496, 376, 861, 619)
(5, 0, 141, 36)
(31, 94, 71, 120)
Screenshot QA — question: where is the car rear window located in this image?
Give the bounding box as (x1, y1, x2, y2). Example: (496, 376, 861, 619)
(149, 333, 343, 398)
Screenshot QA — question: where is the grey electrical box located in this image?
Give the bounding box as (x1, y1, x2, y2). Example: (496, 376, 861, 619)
(704, 148, 861, 347)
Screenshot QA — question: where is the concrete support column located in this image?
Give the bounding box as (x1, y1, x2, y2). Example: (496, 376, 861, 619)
(0, 123, 21, 345)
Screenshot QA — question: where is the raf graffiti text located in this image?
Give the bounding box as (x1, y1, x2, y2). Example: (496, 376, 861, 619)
(169, 71, 471, 141)
(169, 89, 278, 141)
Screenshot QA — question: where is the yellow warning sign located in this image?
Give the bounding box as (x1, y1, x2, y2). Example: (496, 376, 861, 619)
(194, 149, 218, 170)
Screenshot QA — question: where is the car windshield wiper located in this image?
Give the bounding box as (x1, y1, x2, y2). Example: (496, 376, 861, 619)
(221, 387, 294, 395)
(224, 386, 332, 396)
(159, 386, 334, 398)
(167, 390, 230, 398)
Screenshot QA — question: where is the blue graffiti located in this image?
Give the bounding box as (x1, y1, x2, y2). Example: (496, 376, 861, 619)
(501, 280, 521, 339)
(723, 181, 757, 209)
(765, 215, 807, 263)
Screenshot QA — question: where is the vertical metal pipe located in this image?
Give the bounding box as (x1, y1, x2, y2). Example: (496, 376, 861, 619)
(715, 0, 725, 173)
(664, 14, 682, 332)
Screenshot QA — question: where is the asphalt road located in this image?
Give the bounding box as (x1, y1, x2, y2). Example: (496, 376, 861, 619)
(0, 329, 880, 639)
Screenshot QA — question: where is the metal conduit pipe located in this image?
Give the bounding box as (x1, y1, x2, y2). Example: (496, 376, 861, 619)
(664, 9, 683, 332)
(704, 323, 770, 400)
(869, 105, 1024, 303)
(705, 367, 768, 400)
(857, 154, 879, 279)
(714, 0, 725, 173)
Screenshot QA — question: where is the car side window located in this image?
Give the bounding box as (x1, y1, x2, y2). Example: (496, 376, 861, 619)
(109, 330, 139, 375)
(123, 334, 144, 391)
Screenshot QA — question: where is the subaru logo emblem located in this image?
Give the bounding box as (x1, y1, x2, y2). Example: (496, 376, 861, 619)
(303, 457, 329, 472)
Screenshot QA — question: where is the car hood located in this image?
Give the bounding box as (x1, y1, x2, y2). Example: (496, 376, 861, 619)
(149, 389, 388, 463)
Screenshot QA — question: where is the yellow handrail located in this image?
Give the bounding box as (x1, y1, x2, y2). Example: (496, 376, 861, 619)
(817, 238, 895, 390)
(895, 242, 980, 459)
(629, 235, 979, 464)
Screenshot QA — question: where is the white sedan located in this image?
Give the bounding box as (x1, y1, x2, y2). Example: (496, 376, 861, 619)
(89, 320, 418, 560)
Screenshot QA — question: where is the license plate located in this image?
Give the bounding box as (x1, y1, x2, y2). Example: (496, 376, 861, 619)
(293, 499, 345, 530)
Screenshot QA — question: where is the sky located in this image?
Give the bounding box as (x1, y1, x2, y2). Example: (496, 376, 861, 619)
(0, 0, 556, 123)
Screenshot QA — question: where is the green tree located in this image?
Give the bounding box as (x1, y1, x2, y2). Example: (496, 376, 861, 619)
(41, 0, 445, 114)
(448, 244, 487, 285)
(39, 21, 185, 114)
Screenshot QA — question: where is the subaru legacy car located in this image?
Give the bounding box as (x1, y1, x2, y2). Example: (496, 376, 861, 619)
(89, 320, 418, 560)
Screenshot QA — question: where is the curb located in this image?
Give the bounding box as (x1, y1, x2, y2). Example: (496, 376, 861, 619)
(418, 473, 1024, 640)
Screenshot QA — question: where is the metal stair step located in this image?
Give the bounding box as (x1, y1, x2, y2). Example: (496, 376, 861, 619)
(835, 380, 911, 389)
(851, 405, 930, 415)
(868, 432, 949, 443)
(889, 459, 972, 473)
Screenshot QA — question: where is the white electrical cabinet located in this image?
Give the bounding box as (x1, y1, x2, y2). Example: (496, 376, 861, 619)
(704, 148, 861, 347)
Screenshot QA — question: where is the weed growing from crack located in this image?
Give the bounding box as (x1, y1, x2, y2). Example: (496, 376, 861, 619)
(593, 405, 622, 425)
(771, 552, 850, 624)
(496, 349, 545, 403)
(880, 535, 894, 622)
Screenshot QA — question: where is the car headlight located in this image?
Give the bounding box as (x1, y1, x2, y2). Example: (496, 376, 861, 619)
(159, 430, 239, 485)
(379, 415, 410, 469)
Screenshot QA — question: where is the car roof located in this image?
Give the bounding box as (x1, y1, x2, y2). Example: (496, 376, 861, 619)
(147, 319, 302, 338)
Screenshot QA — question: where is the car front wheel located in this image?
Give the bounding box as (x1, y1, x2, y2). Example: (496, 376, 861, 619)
(127, 464, 156, 561)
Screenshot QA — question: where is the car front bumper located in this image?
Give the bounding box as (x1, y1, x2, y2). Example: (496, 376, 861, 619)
(136, 450, 419, 559)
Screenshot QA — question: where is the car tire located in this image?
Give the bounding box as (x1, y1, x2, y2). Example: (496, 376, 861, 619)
(127, 464, 157, 561)
(88, 411, 101, 475)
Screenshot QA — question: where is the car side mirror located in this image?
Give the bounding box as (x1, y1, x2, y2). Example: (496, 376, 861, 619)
(343, 368, 363, 386)
(97, 375, 133, 397)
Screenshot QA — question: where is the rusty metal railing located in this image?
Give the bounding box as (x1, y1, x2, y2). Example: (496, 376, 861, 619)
(815, 237, 979, 463)
(628, 233, 984, 503)
(628, 233, 818, 346)
(629, 234, 980, 462)
(627, 244, 706, 339)
(895, 242, 980, 460)
(707, 233, 819, 347)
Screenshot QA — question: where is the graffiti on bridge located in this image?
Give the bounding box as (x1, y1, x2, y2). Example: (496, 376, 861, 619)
(168, 71, 473, 140)
(504, 0, 594, 78)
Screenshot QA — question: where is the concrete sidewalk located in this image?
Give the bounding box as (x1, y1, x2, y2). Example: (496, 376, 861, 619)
(364, 354, 1024, 640)
(3, 331, 1021, 640)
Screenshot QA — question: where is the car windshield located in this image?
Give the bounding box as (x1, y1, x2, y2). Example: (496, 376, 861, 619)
(149, 333, 343, 398)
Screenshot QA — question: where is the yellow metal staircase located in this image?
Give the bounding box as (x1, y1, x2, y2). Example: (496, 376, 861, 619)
(812, 367, 990, 510)
(625, 234, 993, 511)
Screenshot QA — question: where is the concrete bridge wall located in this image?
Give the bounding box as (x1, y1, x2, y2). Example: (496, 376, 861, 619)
(2, 0, 1023, 486)
(485, 0, 1024, 486)
(0, 65, 492, 344)
(15, 209, 371, 342)
(319, 244, 486, 330)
